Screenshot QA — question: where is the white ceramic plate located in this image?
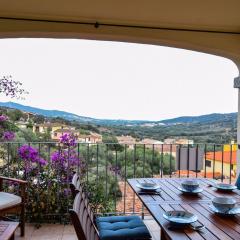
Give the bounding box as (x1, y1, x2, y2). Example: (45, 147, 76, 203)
(209, 204, 240, 215)
(163, 210, 198, 224)
(178, 186, 203, 194)
(136, 183, 160, 191)
(215, 183, 237, 191)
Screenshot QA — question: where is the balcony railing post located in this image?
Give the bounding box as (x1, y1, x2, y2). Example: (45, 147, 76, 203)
(234, 75, 240, 177)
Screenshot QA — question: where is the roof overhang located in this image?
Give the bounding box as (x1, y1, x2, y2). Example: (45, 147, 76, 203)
(0, 0, 239, 68)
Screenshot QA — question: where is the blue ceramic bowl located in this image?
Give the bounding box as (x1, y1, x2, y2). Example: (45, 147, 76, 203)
(181, 180, 199, 192)
(212, 197, 236, 212)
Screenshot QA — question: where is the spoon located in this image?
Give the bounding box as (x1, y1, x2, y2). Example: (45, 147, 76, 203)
(190, 223, 205, 231)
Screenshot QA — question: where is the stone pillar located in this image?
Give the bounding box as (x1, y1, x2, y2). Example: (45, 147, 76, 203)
(234, 76, 240, 176)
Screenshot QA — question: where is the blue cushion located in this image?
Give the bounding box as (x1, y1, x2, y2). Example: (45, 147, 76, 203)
(96, 215, 151, 240)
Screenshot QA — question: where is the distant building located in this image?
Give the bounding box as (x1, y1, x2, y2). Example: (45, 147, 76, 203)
(140, 138, 163, 145)
(78, 132, 102, 144)
(175, 139, 194, 145)
(205, 150, 237, 178)
(52, 128, 80, 141)
(164, 138, 194, 145)
(164, 138, 176, 144)
(15, 121, 29, 129)
(116, 135, 136, 149)
(33, 123, 75, 136)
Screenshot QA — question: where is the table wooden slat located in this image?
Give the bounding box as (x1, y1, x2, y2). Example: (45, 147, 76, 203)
(127, 178, 240, 240)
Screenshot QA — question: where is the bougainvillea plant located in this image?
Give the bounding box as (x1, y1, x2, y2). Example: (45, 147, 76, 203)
(0, 76, 28, 99)
(18, 145, 47, 170)
(0, 114, 16, 142)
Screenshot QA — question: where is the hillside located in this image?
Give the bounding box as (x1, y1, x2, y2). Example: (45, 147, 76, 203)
(0, 101, 237, 143)
(160, 113, 237, 125)
(0, 102, 237, 127)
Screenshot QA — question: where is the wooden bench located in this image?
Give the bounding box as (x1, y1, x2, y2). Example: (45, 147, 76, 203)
(69, 174, 152, 240)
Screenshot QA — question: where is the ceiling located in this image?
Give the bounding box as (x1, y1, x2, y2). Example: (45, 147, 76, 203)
(0, 0, 239, 68)
(0, 0, 239, 33)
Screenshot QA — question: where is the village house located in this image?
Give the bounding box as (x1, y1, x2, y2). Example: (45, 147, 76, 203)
(52, 128, 80, 141)
(78, 132, 102, 144)
(116, 135, 136, 149)
(33, 123, 75, 135)
(15, 121, 29, 129)
(205, 144, 238, 178)
(175, 138, 194, 145)
(140, 138, 163, 145)
(164, 138, 194, 145)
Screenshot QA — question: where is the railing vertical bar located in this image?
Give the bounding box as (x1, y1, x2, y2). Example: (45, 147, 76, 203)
(142, 144, 146, 219)
(143, 144, 146, 178)
(37, 143, 41, 222)
(87, 143, 89, 186)
(178, 145, 181, 178)
(230, 144, 232, 184)
(221, 144, 224, 182)
(123, 144, 127, 215)
(204, 144, 207, 178)
(77, 143, 80, 176)
(46, 143, 51, 217)
(96, 144, 99, 186)
(169, 144, 172, 178)
(132, 144, 136, 214)
(195, 144, 199, 178)
(213, 144, 216, 179)
(105, 144, 108, 200)
(56, 143, 61, 211)
(114, 147, 118, 213)
(151, 144, 154, 178)
(160, 144, 163, 178)
(66, 146, 70, 214)
(7, 143, 10, 177)
(17, 143, 21, 178)
(187, 144, 190, 178)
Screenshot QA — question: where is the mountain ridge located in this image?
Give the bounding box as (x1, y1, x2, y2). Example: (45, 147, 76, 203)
(0, 101, 237, 126)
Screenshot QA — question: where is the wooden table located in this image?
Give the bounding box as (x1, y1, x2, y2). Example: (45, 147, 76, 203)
(0, 221, 19, 240)
(128, 178, 240, 240)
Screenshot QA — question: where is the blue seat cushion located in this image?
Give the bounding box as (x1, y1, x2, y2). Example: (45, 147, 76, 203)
(96, 215, 151, 240)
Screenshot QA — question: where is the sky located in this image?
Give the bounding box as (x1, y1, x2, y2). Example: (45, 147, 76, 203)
(0, 38, 239, 121)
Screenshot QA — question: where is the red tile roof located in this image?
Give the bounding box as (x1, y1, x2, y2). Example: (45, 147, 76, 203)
(206, 151, 237, 164)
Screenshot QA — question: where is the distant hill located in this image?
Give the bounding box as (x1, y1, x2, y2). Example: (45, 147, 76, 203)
(0, 101, 237, 126)
(0, 101, 150, 125)
(0, 101, 95, 122)
(159, 113, 237, 125)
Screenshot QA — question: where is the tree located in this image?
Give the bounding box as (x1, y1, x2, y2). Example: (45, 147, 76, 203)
(102, 134, 124, 151)
(8, 109, 24, 121)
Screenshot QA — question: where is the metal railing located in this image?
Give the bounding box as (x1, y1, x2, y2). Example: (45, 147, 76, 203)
(0, 142, 237, 223)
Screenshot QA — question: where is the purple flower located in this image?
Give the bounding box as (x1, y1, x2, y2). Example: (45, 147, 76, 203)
(0, 115, 8, 122)
(60, 133, 77, 147)
(63, 188, 71, 196)
(51, 149, 80, 168)
(18, 145, 47, 168)
(2, 131, 15, 141)
(18, 145, 38, 160)
(38, 157, 47, 166)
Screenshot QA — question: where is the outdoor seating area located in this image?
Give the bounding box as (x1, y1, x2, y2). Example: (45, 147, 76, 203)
(68, 173, 240, 240)
(0, 142, 240, 239)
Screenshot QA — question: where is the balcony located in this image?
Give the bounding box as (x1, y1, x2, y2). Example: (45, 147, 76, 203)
(0, 142, 237, 239)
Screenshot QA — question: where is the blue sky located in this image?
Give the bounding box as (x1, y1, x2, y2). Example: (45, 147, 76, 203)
(0, 38, 239, 121)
